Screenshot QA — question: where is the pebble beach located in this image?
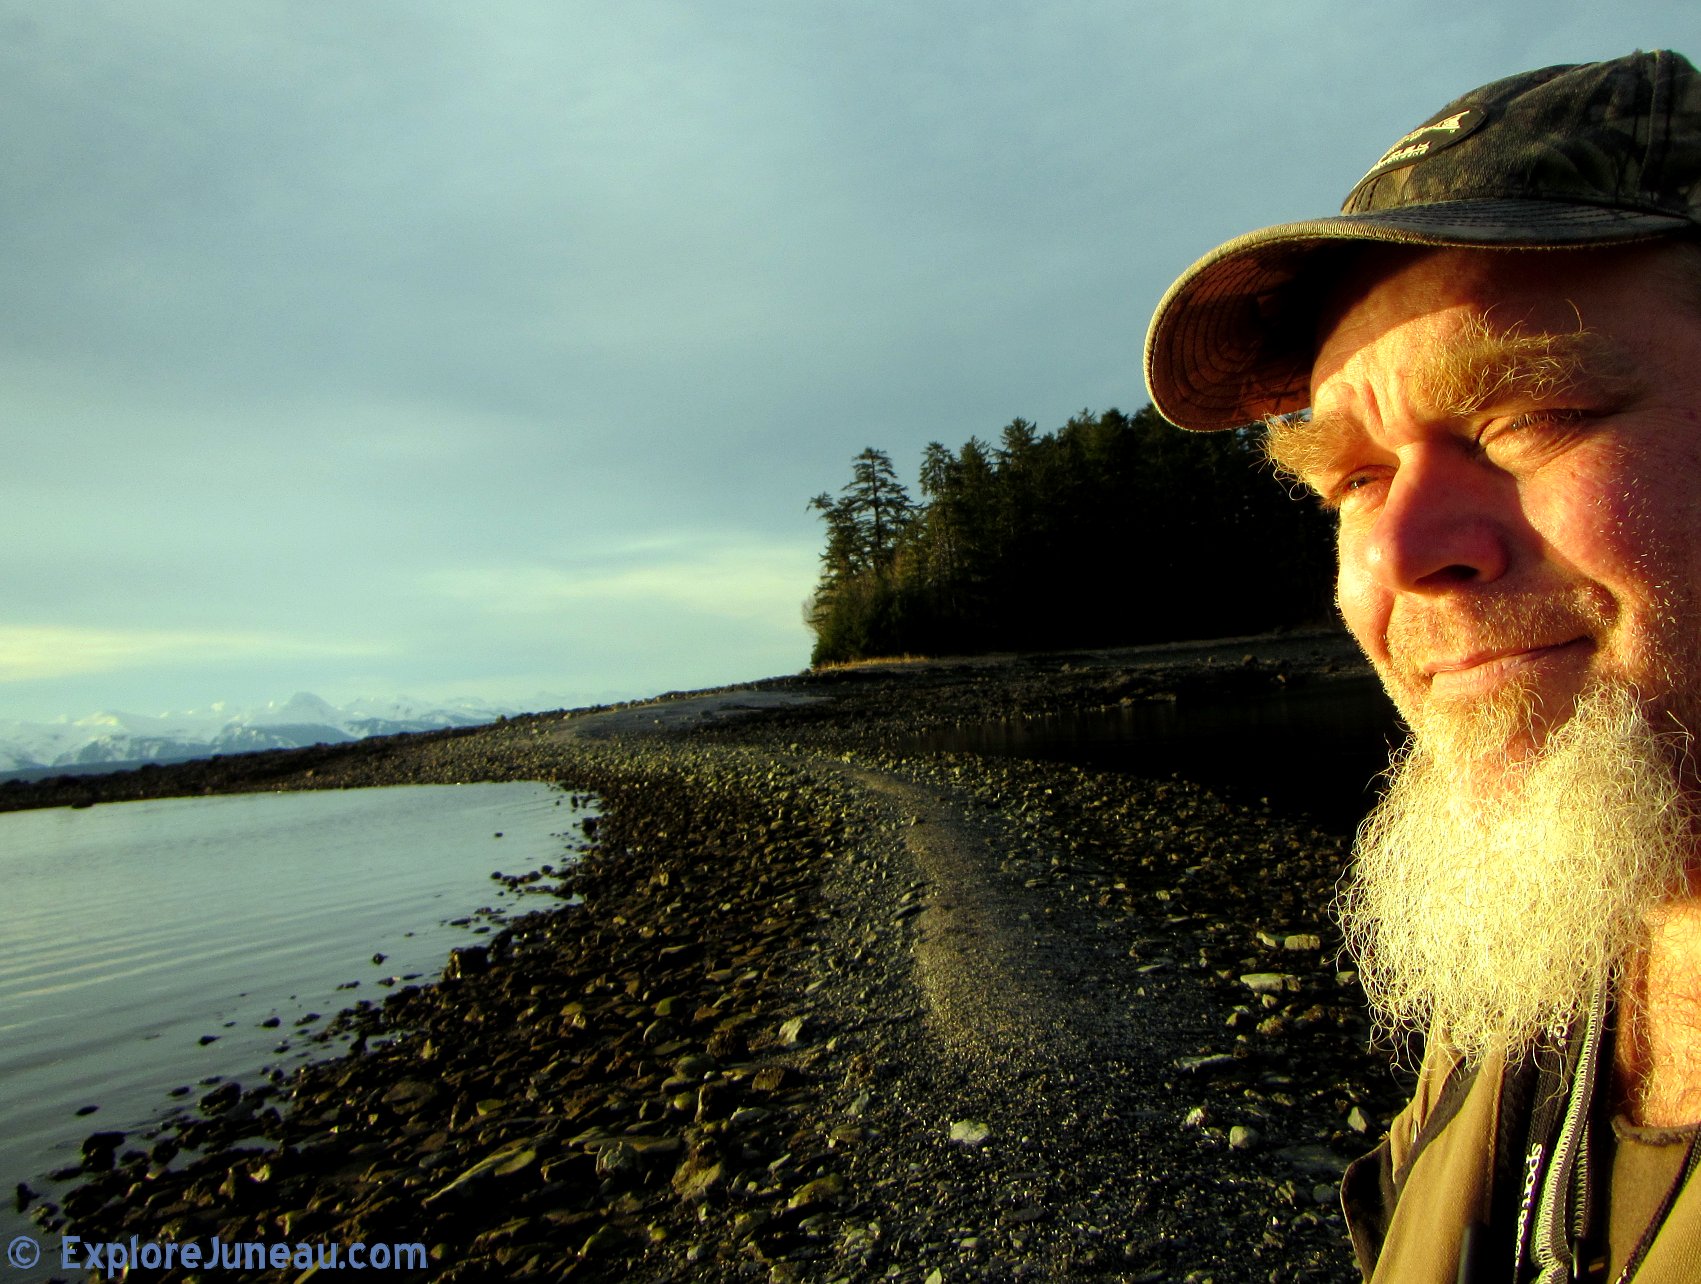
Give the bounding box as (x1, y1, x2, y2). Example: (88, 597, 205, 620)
(7, 631, 1412, 1283)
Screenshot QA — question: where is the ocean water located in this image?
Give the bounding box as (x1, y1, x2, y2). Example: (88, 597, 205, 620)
(0, 782, 591, 1234)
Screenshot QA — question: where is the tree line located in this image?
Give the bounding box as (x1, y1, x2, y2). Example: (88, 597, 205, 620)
(805, 405, 1336, 665)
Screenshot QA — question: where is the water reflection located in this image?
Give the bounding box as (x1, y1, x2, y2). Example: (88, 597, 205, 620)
(0, 782, 590, 1220)
(906, 675, 1403, 836)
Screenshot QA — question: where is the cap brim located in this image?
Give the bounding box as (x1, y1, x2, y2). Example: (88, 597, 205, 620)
(1143, 199, 1689, 432)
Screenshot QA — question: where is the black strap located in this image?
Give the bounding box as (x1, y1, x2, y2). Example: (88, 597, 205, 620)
(1464, 1027, 1584, 1283)
(1456, 1222, 1501, 1284)
(1465, 1052, 1543, 1279)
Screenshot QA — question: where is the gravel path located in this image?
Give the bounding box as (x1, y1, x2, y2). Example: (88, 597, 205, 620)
(780, 748, 1394, 1284)
(843, 764, 1103, 1068)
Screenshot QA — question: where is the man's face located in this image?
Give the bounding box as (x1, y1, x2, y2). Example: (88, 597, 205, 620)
(1285, 243, 1701, 760)
(1284, 244, 1701, 1057)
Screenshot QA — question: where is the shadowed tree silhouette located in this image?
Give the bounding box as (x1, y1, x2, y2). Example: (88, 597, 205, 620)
(806, 406, 1334, 665)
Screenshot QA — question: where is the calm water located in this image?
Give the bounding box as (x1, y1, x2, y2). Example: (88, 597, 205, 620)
(0, 782, 591, 1230)
(907, 675, 1403, 835)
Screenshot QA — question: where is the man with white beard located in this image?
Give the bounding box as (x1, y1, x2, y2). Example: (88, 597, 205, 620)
(1145, 51, 1701, 1284)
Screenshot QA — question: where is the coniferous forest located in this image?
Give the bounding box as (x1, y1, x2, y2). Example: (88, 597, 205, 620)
(805, 405, 1337, 666)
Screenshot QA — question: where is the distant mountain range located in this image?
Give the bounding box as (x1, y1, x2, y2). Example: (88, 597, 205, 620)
(0, 692, 519, 777)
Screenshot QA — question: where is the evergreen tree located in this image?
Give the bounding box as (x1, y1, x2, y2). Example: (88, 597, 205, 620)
(805, 407, 1335, 664)
(806, 448, 917, 663)
(807, 448, 914, 577)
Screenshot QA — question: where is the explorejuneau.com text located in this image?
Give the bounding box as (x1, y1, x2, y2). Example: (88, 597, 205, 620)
(34, 1232, 428, 1273)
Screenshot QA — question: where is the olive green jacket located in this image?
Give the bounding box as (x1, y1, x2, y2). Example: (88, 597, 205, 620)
(1341, 1049, 1701, 1282)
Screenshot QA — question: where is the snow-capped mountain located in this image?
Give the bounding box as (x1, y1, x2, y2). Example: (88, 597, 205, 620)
(0, 693, 518, 775)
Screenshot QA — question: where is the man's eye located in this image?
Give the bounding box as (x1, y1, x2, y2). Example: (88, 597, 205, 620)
(1479, 408, 1586, 451)
(1491, 413, 1546, 437)
(1320, 469, 1382, 510)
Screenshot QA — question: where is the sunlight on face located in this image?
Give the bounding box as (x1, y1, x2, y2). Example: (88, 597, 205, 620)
(1293, 244, 1701, 760)
(1306, 244, 1701, 1060)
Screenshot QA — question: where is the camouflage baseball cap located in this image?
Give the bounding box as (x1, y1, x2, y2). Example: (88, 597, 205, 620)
(1144, 49, 1701, 432)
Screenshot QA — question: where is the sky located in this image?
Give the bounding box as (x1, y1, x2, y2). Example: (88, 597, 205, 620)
(1, 2, 1694, 722)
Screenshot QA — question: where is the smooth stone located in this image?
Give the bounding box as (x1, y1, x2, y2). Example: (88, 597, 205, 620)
(578, 1224, 624, 1258)
(80, 1131, 125, 1172)
(595, 1141, 639, 1179)
(674, 1053, 716, 1080)
(380, 1079, 436, 1107)
(200, 1082, 241, 1114)
(422, 1141, 536, 1205)
(787, 1173, 847, 1209)
(672, 1153, 725, 1201)
(948, 1120, 991, 1148)
(1277, 1145, 1348, 1176)
(442, 946, 489, 981)
(733, 1209, 771, 1239)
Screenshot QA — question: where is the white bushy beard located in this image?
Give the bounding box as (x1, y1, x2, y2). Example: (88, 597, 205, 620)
(1337, 682, 1695, 1065)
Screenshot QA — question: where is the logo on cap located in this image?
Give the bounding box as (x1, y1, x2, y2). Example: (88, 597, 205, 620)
(1355, 107, 1487, 186)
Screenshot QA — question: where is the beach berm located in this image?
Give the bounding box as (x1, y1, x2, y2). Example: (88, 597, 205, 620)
(12, 634, 1402, 1283)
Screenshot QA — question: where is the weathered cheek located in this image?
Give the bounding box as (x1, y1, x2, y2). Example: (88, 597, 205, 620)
(1333, 530, 1387, 654)
(1661, 419, 1701, 529)
(1528, 448, 1649, 577)
(1535, 442, 1701, 628)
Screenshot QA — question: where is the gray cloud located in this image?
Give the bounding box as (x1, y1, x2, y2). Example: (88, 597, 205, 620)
(1, 1, 1691, 718)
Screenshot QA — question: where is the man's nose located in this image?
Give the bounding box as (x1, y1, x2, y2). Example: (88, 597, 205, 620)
(1360, 449, 1511, 592)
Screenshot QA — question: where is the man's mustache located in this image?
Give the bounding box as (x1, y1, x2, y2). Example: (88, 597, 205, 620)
(1383, 589, 1610, 678)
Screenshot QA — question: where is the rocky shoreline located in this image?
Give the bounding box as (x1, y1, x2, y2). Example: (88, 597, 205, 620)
(12, 631, 1410, 1283)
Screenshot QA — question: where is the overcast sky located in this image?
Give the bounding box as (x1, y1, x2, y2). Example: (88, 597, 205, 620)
(1, 2, 1692, 722)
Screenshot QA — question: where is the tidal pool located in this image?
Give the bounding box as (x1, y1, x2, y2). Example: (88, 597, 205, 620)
(905, 674, 1402, 835)
(0, 781, 592, 1234)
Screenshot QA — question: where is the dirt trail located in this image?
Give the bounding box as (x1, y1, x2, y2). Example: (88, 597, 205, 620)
(843, 766, 1125, 1071)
